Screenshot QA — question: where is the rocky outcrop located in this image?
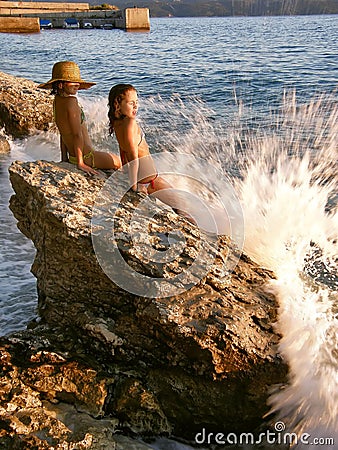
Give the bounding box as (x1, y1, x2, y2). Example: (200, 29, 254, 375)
(0, 69, 288, 445)
(5, 159, 288, 445)
(0, 70, 53, 138)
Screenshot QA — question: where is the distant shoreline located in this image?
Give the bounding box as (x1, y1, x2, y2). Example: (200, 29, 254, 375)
(109, 0, 338, 18)
(150, 12, 338, 18)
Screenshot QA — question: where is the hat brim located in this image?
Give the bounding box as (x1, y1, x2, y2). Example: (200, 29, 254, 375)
(38, 78, 96, 90)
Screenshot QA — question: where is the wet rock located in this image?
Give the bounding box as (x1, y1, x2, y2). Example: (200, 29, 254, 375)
(6, 159, 288, 443)
(0, 71, 53, 138)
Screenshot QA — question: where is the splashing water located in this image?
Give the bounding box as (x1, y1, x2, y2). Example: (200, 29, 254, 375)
(235, 93, 337, 448)
(141, 91, 337, 446)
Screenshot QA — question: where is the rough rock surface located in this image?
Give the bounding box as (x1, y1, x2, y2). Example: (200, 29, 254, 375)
(0, 70, 53, 138)
(5, 159, 288, 445)
(0, 328, 156, 449)
(0, 135, 10, 153)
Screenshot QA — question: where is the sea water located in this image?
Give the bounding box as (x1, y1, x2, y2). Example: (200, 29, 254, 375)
(0, 15, 337, 449)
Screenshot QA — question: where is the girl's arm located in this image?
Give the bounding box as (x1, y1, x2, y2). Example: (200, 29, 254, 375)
(60, 136, 68, 162)
(120, 119, 140, 191)
(67, 98, 97, 175)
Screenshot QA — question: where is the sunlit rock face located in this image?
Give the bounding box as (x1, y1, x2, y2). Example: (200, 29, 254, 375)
(4, 159, 288, 443)
(0, 71, 53, 138)
(0, 329, 154, 449)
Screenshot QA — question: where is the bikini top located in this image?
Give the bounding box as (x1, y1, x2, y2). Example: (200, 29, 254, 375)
(80, 105, 85, 124)
(138, 127, 145, 145)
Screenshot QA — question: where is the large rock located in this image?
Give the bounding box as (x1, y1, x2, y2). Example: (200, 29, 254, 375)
(6, 159, 288, 443)
(0, 70, 53, 138)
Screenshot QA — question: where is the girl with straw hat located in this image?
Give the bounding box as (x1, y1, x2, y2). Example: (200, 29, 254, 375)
(39, 61, 121, 174)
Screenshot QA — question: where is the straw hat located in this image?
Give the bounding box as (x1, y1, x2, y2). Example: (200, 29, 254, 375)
(38, 61, 96, 90)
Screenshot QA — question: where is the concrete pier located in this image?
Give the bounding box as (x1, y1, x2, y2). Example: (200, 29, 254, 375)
(124, 7, 150, 31)
(0, 16, 40, 33)
(0, 2, 150, 32)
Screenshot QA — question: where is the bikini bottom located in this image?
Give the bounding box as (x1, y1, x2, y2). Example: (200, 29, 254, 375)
(68, 150, 95, 168)
(138, 173, 158, 189)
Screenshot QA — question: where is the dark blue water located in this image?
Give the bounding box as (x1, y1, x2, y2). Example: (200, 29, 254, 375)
(1, 15, 337, 109)
(0, 15, 337, 449)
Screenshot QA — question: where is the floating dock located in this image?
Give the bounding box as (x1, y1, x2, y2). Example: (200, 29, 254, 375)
(0, 2, 150, 32)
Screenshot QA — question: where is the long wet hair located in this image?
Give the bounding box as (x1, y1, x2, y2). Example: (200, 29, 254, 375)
(108, 84, 136, 135)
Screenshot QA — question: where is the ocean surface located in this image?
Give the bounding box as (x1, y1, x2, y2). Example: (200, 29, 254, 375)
(0, 15, 337, 449)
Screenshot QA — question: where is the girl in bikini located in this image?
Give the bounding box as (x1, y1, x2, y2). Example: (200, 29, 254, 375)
(108, 84, 195, 221)
(39, 61, 121, 175)
(108, 83, 172, 194)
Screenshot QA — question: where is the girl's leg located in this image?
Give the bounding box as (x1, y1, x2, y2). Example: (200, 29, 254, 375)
(92, 151, 122, 170)
(147, 176, 171, 195)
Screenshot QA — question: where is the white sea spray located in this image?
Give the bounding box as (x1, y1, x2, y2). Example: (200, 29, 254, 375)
(141, 91, 337, 448)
